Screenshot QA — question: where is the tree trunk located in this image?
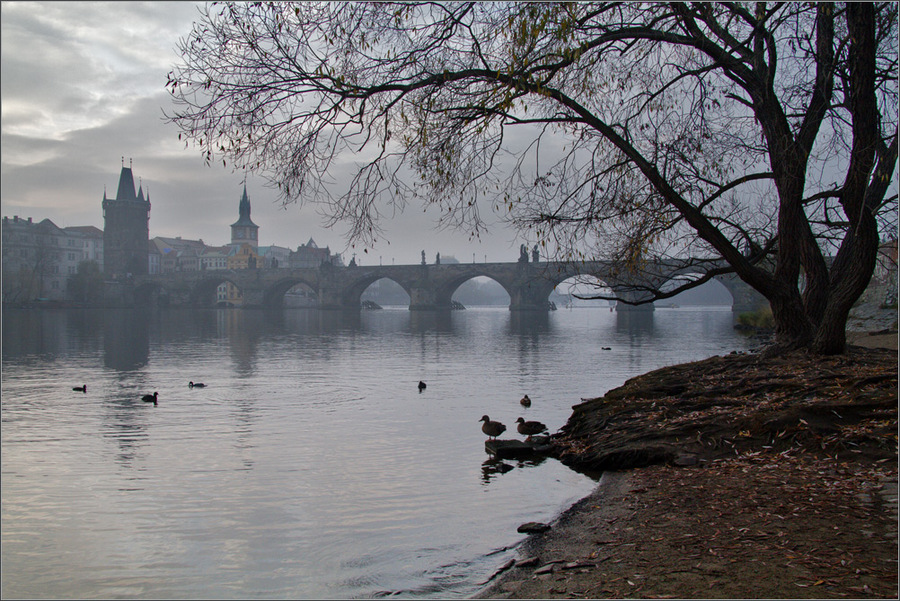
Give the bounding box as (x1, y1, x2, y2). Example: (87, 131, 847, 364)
(813, 212, 880, 354)
(769, 289, 814, 352)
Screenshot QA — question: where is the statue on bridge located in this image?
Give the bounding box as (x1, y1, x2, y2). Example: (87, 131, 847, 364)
(519, 244, 529, 263)
(435, 252, 441, 265)
(421, 250, 426, 265)
(532, 244, 540, 263)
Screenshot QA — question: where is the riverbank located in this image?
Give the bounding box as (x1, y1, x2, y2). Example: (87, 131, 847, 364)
(474, 335, 897, 599)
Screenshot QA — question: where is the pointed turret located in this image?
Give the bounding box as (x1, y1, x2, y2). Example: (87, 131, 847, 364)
(231, 185, 257, 227)
(230, 184, 259, 250)
(116, 166, 137, 201)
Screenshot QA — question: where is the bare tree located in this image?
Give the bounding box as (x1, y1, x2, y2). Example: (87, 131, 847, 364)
(166, 2, 897, 354)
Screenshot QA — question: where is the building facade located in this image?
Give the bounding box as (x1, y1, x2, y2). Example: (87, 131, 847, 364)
(64, 225, 104, 269)
(102, 161, 150, 277)
(1, 215, 92, 302)
(289, 238, 343, 268)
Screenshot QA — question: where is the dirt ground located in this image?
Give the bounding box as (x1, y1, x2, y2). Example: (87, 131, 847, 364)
(474, 334, 898, 599)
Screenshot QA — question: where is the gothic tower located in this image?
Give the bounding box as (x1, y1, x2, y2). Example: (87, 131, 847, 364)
(230, 184, 259, 250)
(102, 159, 150, 276)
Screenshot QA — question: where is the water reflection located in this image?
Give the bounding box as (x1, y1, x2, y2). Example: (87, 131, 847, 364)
(507, 311, 551, 335)
(615, 309, 655, 337)
(103, 309, 150, 371)
(481, 456, 514, 483)
(1, 309, 69, 360)
(408, 310, 455, 333)
(102, 398, 151, 469)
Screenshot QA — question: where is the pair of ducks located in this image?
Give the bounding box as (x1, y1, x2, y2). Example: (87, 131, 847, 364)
(479, 394, 546, 439)
(479, 415, 548, 440)
(74, 384, 159, 405)
(143, 382, 205, 405)
(142, 381, 205, 405)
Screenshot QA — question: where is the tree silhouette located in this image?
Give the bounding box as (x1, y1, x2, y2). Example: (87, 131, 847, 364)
(166, 2, 897, 354)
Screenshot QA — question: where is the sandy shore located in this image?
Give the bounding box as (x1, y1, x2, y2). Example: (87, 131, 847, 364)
(472, 331, 898, 599)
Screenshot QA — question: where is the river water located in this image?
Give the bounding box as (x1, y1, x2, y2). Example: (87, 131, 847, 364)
(2, 305, 753, 599)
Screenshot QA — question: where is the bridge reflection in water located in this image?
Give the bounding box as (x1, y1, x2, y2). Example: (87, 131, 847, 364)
(123, 259, 764, 316)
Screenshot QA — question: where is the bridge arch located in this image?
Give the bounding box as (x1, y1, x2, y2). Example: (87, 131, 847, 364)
(263, 277, 321, 308)
(553, 274, 616, 307)
(342, 273, 415, 309)
(188, 276, 245, 307)
(133, 281, 172, 307)
(451, 275, 511, 306)
(438, 272, 514, 308)
(360, 277, 411, 307)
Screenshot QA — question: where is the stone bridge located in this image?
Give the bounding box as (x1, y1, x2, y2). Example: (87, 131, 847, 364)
(124, 259, 766, 315)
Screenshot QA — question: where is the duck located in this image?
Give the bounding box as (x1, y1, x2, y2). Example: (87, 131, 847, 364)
(142, 391, 158, 405)
(418, 380, 427, 392)
(479, 415, 507, 440)
(520, 394, 531, 407)
(189, 381, 206, 388)
(72, 385, 87, 393)
(516, 417, 548, 441)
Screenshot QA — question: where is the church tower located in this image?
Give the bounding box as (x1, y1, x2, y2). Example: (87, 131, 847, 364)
(230, 184, 259, 250)
(102, 159, 150, 276)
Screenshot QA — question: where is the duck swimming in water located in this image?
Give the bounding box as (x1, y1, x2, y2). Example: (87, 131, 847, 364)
(520, 394, 531, 407)
(72, 385, 87, 393)
(479, 415, 507, 440)
(189, 381, 206, 388)
(418, 381, 426, 392)
(142, 392, 158, 405)
(516, 417, 548, 441)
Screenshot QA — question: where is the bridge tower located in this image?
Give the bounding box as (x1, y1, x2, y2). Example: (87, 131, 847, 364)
(229, 184, 259, 252)
(102, 159, 150, 276)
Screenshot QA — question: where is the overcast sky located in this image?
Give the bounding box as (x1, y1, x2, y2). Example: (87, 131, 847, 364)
(1, 1, 523, 266)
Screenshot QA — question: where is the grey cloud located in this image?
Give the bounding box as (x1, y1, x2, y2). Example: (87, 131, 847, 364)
(1, 2, 526, 266)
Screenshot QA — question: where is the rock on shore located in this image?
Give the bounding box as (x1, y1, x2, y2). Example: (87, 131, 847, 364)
(548, 347, 897, 473)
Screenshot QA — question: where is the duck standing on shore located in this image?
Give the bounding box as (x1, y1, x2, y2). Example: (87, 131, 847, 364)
(516, 417, 548, 441)
(479, 415, 507, 440)
(142, 392, 158, 405)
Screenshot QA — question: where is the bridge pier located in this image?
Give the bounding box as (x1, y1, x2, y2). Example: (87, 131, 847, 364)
(408, 286, 450, 311)
(317, 283, 349, 310)
(716, 274, 771, 323)
(408, 265, 454, 310)
(508, 271, 557, 311)
(611, 286, 656, 312)
(239, 288, 268, 309)
(615, 300, 655, 312)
